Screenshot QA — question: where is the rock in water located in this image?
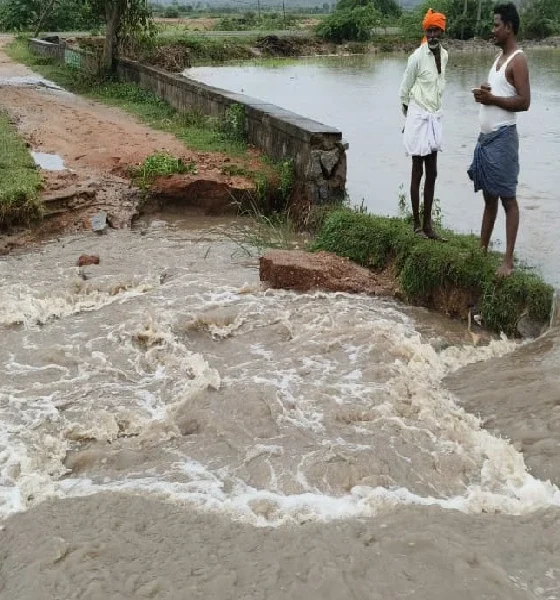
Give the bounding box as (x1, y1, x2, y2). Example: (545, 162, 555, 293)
(91, 211, 107, 233)
(77, 255, 100, 267)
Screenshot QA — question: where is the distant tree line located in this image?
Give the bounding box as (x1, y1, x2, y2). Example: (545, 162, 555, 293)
(148, 0, 334, 16)
(400, 0, 560, 39)
(316, 0, 560, 41)
(0, 0, 557, 41)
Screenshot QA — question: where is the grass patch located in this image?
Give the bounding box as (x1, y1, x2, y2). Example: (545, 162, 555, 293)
(312, 210, 554, 336)
(131, 151, 198, 188)
(218, 197, 302, 259)
(0, 111, 43, 228)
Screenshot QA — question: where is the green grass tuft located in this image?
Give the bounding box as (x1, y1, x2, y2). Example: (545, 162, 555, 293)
(0, 111, 43, 228)
(131, 151, 198, 188)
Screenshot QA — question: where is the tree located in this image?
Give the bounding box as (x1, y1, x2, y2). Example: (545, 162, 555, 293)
(400, 0, 494, 40)
(337, 0, 401, 17)
(34, 0, 57, 36)
(90, 0, 154, 72)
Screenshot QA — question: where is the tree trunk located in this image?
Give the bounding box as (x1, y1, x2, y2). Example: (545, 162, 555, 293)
(103, 0, 126, 73)
(475, 0, 482, 36)
(34, 0, 58, 38)
(461, 0, 468, 39)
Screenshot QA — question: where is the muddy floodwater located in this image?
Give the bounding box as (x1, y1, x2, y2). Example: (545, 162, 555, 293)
(1, 37, 560, 599)
(0, 212, 559, 599)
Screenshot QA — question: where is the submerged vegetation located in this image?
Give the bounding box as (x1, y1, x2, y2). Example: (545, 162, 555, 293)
(312, 210, 554, 336)
(0, 112, 43, 228)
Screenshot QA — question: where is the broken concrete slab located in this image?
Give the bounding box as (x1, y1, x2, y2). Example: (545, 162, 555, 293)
(259, 249, 397, 296)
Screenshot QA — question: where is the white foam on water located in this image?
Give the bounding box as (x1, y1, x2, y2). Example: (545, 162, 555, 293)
(0, 280, 154, 328)
(0, 313, 221, 518)
(53, 454, 560, 528)
(4, 309, 559, 526)
(0, 236, 557, 527)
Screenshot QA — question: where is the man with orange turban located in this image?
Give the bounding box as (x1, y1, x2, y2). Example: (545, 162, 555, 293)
(399, 8, 448, 239)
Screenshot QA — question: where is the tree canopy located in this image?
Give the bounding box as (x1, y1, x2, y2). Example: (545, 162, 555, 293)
(0, 0, 154, 70)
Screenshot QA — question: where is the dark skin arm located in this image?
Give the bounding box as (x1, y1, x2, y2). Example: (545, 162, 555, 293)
(473, 53, 531, 112)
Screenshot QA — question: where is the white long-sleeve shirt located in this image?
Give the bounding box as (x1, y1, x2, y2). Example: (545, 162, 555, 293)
(399, 43, 448, 113)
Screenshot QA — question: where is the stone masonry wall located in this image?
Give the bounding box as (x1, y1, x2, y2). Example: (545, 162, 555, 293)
(29, 38, 348, 206)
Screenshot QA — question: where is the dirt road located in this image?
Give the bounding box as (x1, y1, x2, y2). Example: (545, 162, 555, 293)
(0, 37, 253, 246)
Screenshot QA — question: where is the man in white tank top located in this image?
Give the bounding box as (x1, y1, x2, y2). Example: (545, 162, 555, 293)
(468, 3, 531, 277)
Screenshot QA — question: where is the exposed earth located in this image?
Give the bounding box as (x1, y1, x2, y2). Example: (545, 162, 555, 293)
(0, 37, 256, 251)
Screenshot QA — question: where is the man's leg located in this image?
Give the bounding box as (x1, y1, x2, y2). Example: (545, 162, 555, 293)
(410, 156, 423, 232)
(480, 191, 499, 252)
(496, 197, 519, 277)
(422, 151, 437, 235)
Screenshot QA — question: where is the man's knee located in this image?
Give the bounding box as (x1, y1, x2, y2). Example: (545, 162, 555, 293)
(424, 154, 437, 181)
(411, 159, 423, 180)
(426, 166, 437, 182)
(501, 197, 518, 211)
(483, 193, 499, 207)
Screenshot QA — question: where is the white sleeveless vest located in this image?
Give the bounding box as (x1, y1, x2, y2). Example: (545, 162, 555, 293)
(479, 49, 523, 134)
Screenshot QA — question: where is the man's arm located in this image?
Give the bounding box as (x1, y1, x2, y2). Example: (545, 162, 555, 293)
(399, 53, 419, 115)
(475, 54, 531, 112)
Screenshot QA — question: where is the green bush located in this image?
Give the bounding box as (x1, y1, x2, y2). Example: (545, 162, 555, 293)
(337, 0, 401, 17)
(131, 151, 197, 188)
(316, 4, 381, 42)
(163, 7, 180, 18)
(312, 210, 554, 336)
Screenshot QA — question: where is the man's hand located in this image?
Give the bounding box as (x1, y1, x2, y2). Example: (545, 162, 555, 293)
(473, 83, 493, 105)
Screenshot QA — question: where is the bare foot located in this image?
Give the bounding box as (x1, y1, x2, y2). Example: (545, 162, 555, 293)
(496, 261, 514, 277)
(424, 228, 448, 242)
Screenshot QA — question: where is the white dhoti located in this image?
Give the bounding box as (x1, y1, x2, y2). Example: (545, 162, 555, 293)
(403, 102, 443, 157)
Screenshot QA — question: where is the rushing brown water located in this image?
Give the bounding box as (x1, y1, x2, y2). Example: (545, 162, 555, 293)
(0, 214, 559, 599)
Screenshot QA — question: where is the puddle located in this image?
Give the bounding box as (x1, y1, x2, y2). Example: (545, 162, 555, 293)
(0, 75, 63, 90)
(31, 151, 65, 171)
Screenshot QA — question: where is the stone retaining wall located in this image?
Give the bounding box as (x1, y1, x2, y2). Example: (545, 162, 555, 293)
(29, 38, 348, 205)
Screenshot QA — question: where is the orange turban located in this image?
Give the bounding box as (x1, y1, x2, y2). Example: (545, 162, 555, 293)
(423, 8, 446, 31)
(421, 8, 446, 43)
